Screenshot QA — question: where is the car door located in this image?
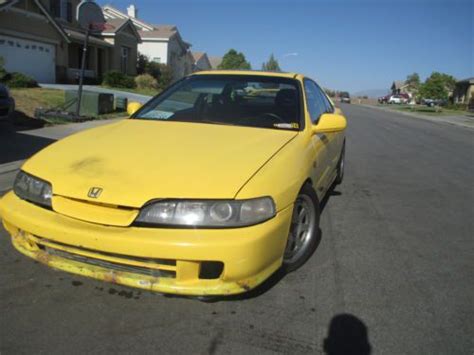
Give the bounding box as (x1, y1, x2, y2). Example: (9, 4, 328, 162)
(316, 85, 344, 171)
(303, 79, 332, 198)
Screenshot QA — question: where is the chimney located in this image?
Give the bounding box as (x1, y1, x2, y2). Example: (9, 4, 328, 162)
(127, 4, 137, 18)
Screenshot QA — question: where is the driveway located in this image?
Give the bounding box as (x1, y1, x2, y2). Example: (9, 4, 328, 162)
(40, 84, 153, 104)
(0, 105, 473, 354)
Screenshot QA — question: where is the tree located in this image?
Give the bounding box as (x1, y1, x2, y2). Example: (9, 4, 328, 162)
(419, 72, 456, 100)
(324, 88, 335, 97)
(261, 54, 281, 72)
(218, 49, 251, 70)
(136, 53, 148, 75)
(406, 72, 420, 92)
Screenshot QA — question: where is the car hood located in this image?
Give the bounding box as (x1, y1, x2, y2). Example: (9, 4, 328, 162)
(22, 119, 297, 208)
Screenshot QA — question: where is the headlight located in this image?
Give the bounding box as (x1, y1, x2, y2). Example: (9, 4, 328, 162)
(13, 171, 52, 208)
(135, 197, 276, 227)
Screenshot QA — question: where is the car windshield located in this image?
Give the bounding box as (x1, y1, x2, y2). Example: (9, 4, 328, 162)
(133, 74, 302, 130)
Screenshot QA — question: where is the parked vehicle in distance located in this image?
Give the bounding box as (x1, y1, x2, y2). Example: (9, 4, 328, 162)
(0, 84, 15, 120)
(378, 94, 390, 104)
(0, 70, 347, 297)
(423, 98, 447, 107)
(340, 93, 351, 104)
(388, 94, 410, 104)
(398, 93, 410, 104)
(388, 95, 402, 104)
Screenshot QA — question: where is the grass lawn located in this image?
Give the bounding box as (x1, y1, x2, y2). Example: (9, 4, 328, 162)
(378, 104, 471, 117)
(10, 87, 127, 126)
(11, 88, 65, 118)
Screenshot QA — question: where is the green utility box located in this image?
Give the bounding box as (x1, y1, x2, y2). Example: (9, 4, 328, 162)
(65, 90, 114, 116)
(115, 97, 128, 112)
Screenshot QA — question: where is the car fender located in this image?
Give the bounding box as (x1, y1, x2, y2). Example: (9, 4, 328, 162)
(234, 133, 312, 212)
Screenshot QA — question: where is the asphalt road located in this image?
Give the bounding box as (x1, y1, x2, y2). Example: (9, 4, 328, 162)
(0, 104, 473, 354)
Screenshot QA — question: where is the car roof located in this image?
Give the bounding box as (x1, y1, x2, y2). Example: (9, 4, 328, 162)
(192, 70, 301, 79)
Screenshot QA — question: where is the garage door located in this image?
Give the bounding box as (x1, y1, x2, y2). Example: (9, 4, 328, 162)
(0, 35, 56, 83)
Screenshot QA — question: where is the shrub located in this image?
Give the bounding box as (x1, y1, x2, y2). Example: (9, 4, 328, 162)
(444, 103, 467, 111)
(135, 53, 173, 90)
(156, 64, 173, 90)
(135, 74, 158, 90)
(102, 71, 135, 88)
(1, 72, 38, 88)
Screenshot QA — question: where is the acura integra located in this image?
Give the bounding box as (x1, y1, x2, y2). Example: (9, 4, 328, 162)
(0, 70, 346, 296)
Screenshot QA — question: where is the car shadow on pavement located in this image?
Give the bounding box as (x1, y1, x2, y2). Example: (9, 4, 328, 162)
(323, 313, 372, 355)
(320, 184, 342, 214)
(0, 121, 55, 165)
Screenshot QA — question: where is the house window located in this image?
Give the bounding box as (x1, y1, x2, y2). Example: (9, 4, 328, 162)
(152, 57, 161, 63)
(121, 47, 130, 74)
(50, 0, 73, 22)
(66, 1, 73, 22)
(50, 0, 60, 17)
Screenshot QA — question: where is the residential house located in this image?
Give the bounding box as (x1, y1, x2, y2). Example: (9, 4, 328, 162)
(191, 51, 211, 71)
(0, 0, 140, 83)
(452, 77, 474, 104)
(102, 4, 193, 80)
(391, 80, 410, 95)
(208, 56, 223, 69)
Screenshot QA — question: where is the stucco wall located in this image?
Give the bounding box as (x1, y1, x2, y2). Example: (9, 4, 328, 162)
(138, 40, 168, 64)
(104, 33, 138, 76)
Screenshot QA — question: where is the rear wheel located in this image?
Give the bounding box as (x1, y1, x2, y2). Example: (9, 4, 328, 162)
(283, 184, 320, 272)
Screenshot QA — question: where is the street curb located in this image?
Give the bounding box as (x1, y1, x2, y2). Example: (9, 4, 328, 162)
(358, 104, 474, 130)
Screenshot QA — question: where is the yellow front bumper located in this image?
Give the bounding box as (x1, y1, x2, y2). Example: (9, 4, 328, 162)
(0, 192, 292, 296)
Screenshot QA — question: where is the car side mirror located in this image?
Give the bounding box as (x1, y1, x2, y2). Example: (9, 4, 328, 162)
(127, 101, 143, 116)
(312, 113, 347, 134)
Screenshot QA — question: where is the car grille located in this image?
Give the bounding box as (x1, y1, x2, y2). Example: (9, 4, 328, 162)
(33, 236, 177, 278)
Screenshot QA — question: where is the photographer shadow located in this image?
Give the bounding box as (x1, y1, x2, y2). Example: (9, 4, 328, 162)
(323, 313, 372, 355)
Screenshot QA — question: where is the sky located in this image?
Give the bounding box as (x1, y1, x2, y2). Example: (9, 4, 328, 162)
(99, 0, 473, 94)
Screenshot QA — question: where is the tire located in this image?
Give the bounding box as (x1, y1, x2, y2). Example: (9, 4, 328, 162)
(283, 184, 321, 272)
(335, 142, 345, 185)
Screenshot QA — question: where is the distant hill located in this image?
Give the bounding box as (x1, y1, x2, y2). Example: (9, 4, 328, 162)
(352, 89, 389, 98)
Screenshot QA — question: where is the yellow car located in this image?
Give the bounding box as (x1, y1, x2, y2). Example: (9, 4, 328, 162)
(0, 70, 346, 296)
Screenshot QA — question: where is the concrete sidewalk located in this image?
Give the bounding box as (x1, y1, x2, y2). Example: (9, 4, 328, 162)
(360, 104, 474, 129)
(40, 84, 153, 104)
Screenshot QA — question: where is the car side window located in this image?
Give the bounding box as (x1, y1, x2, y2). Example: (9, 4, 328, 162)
(319, 87, 334, 113)
(304, 79, 326, 123)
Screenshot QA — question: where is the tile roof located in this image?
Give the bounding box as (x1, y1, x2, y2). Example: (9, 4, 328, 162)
(192, 51, 206, 62)
(64, 28, 113, 47)
(138, 25, 177, 39)
(103, 18, 128, 33)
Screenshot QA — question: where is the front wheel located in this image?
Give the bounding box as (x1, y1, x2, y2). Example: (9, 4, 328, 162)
(283, 184, 320, 272)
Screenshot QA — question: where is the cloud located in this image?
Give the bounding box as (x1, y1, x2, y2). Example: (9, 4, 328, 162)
(282, 52, 299, 58)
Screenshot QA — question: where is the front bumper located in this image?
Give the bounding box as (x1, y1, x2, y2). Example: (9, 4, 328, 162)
(0, 192, 292, 296)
